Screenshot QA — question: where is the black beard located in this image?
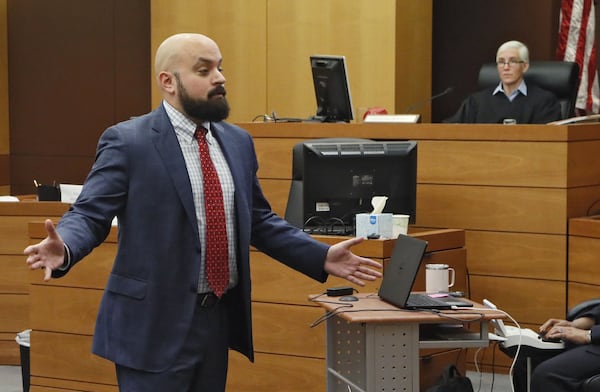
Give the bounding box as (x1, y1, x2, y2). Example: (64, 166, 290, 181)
(175, 75, 230, 122)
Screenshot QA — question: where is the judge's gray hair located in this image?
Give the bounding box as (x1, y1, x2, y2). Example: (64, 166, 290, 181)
(496, 40, 530, 63)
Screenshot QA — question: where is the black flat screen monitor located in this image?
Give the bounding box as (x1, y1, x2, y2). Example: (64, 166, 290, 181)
(302, 140, 417, 235)
(310, 55, 354, 122)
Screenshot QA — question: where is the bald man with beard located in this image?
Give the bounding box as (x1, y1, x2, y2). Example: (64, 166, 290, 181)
(24, 33, 382, 391)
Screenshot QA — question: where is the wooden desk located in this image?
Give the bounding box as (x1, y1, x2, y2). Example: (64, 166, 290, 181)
(313, 294, 504, 391)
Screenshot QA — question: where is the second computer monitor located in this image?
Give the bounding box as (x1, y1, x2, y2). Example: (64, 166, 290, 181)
(310, 55, 354, 123)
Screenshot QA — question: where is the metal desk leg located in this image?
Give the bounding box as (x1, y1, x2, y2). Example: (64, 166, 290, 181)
(366, 323, 420, 391)
(325, 317, 420, 391)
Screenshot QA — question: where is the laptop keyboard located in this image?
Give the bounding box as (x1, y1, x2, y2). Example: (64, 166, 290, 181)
(407, 293, 446, 307)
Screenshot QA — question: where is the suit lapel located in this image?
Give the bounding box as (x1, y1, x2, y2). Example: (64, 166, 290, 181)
(210, 122, 246, 197)
(151, 107, 199, 237)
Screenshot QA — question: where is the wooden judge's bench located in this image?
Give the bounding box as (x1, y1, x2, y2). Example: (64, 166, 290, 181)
(1, 121, 600, 391)
(243, 121, 600, 373)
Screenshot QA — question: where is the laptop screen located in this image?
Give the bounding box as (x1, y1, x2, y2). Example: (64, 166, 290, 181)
(378, 234, 428, 308)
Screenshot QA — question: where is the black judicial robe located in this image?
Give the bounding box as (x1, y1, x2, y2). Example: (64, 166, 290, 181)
(444, 84, 562, 124)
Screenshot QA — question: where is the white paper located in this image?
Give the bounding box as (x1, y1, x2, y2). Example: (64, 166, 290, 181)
(0, 196, 19, 202)
(59, 184, 83, 203)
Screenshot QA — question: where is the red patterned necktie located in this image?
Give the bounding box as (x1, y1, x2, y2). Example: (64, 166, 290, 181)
(196, 127, 229, 297)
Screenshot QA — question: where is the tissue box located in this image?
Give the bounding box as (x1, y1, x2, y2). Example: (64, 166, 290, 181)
(355, 213, 393, 238)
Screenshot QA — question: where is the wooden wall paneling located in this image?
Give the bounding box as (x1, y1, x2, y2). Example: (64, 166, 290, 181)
(0, 216, 50, 253)
(466, 231, 566, 280)
(0, 255, 29, 293)
(251, 302, 324, 357)
(395, 0, 433, 121)
(418, 140, 568, 187)
(0, 338, 19, 364)
(267, 0, 399, 122)
(568, 217, 600, 307)
(113, 1, 151, 121)
(30, 384, 116, 392)
(568, 283, 600, 308)
(570, 216, 600, 237)
(150, 0, 268, 123)
(569, 236, 600, 285)
(469, 275, 566, 325)
(254, 137, 303, 179)
(30, 331, 115, 388)
(417, 184, 566, 234)
(255, 178, 291, 217)
(7, 0, 150, 195)
(0, 294, 27, 331)
(29, 285, 101, 335)
(227, 351, 325, 392)
(567, 185, 600, 218)
(568, 141, 600, 187)
(0, 203, 67, 364)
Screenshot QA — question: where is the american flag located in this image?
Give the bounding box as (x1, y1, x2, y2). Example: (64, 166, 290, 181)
(557, 0, 600, 114)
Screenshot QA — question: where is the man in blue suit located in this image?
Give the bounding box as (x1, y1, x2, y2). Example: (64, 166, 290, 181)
(24, 33, 382, 391)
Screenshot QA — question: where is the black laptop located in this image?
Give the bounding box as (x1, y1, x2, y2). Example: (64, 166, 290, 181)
(378, 234, 472, 310)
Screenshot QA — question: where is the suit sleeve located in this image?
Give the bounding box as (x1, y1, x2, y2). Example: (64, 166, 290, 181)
(53, 126, 128, 276)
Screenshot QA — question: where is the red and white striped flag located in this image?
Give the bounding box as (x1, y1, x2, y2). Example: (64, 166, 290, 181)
(557, 0, 600, 114)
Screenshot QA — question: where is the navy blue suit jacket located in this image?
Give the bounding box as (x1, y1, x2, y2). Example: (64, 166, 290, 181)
(53, 105, 330, 371)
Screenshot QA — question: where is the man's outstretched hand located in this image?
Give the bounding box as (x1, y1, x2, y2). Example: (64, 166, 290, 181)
(324, 237, 382, 286)
(24, 219, 66, 281)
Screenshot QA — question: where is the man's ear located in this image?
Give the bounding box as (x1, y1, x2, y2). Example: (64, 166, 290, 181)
(158, 71, 176, 94)
(523, 62, 530, 73)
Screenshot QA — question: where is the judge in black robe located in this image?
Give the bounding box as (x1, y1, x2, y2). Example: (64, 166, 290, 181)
(444, 40, 562, 124)
(444, 83, 562, 124)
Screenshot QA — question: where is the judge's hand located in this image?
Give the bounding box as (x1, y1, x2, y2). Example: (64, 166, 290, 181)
(24, 219, 65, 281)
(324, 237, 382, 286)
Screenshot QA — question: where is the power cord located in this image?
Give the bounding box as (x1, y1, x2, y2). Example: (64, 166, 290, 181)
(469, 306, 522, 392)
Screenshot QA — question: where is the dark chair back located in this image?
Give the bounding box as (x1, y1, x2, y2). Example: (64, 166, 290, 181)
(478, 61, 580, 119)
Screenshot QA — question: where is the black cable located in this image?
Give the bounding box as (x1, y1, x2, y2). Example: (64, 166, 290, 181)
(587, 198, 600, 216)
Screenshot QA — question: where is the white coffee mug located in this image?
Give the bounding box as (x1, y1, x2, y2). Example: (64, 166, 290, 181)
(392, 214, 410, 237)
(425, 263, 455, 293)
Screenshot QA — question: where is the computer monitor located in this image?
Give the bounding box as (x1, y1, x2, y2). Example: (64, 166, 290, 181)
(301, 140, 417, 234)
(310, 55, 354, 122)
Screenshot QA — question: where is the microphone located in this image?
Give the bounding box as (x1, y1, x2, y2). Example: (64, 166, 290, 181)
(405, 87, 454, 113)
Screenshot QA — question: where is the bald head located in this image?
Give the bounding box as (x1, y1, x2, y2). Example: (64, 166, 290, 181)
(154, 33, 220, 77)
(154, 33, 228, 122)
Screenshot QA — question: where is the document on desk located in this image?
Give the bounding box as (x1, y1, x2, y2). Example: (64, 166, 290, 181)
(59, 184, 83, 203)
